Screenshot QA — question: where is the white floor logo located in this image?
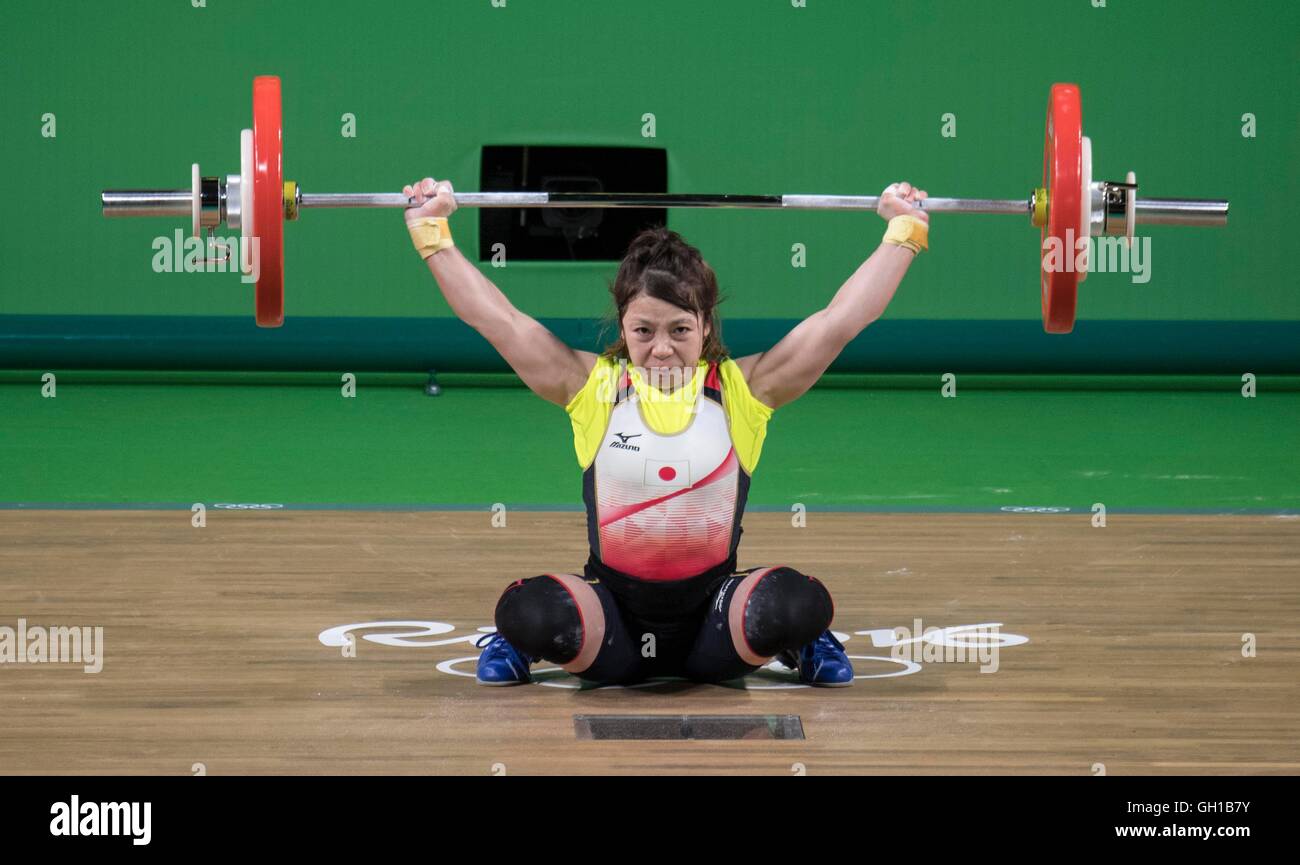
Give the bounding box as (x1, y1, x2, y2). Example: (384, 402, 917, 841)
(318, 619, 1028, 689)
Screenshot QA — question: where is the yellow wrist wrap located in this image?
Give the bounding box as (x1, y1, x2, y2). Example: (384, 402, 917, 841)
(882, 214, 929, 254)
(409, 216, 455, 259)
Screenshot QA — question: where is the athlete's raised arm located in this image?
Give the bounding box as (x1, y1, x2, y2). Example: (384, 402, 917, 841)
(737, 181, 929, 410)
(403, 177, 597, 407)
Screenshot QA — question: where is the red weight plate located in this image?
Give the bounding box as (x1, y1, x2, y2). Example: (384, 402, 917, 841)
(253, 76, 284, 327)
(1041, 83, 1082, 334)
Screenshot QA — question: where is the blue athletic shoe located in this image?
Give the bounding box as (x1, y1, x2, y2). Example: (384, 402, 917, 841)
(474, 633, 536, 686)
(777, 630, 855, 687)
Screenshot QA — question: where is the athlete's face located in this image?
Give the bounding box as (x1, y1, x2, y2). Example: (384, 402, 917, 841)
(621, 293, 711, 389)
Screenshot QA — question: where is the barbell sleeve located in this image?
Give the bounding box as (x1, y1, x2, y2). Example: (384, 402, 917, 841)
(1132, 198, 1230, 227)
(101, 191, 194, 218)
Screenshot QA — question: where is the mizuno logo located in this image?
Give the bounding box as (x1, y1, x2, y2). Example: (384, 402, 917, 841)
(609, 432, 641, 452)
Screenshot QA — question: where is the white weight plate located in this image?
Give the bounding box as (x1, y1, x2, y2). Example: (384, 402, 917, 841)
(191, 162, 201, 241)
(1078, 136, 1091, 282)
(1125, 170, 1136, 247)
(240, 128, 254, 274)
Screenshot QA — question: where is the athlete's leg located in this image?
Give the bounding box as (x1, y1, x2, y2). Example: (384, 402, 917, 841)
(682, 565, 835, 683)
(493, 574, 646, 684)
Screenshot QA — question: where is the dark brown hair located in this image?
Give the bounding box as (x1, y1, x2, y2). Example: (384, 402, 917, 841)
(600, 226, 729, 363)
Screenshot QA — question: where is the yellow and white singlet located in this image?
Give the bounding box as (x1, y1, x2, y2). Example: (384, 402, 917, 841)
(565, 356, 774, 583)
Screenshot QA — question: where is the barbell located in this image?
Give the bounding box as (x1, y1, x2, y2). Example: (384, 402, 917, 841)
(101, 76, 1229, 333)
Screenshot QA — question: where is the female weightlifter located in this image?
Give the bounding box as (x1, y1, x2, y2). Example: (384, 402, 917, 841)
(402, 177, 929, 687)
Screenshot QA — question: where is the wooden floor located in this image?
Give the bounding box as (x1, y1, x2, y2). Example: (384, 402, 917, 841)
(1, 510, 1297, 775)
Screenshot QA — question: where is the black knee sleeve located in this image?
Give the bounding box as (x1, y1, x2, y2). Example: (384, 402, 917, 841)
(742, 567, 834, 658)
(493, 576, 583, 663)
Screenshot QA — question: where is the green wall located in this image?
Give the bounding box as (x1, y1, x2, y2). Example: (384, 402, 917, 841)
(1, 0, 1296, 370)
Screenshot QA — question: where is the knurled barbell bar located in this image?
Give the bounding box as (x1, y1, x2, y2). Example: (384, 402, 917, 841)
(101, 77, 1229, 332)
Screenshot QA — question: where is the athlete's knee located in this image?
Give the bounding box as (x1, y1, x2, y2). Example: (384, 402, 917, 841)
(741, 566, 834, 658)
(494, 575, 584, 663)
